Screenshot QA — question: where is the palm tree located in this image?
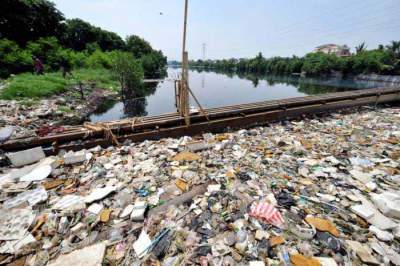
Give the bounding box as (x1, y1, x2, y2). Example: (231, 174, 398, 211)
(386, 41, 400, 56)
(355, 42, 367, 54)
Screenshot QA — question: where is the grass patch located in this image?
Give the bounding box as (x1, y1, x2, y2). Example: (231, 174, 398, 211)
(0, 68, 120, 100)
(1, 72, 69, 99)
(72, 69, 120, 91)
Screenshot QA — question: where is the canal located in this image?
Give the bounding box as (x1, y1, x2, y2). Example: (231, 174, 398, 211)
(90, 67, 386, 122)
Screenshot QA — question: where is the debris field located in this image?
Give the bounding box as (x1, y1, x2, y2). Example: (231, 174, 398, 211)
(0, 106, 400, 265)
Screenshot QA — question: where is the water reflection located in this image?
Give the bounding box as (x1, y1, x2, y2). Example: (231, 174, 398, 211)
(121, 82, 158, 117)
(91, 82, 158, 120)
(90, 67, 386, 123)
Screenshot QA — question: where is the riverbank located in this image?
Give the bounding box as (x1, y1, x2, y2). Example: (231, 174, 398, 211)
(0, 88, 117, 140)
(355, 74, 400, 85)
(0, 106, 399, 265)
(0, 69, 119, 100)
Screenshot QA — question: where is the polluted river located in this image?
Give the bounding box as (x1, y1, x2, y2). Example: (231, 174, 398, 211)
(89, 67, 385, 123)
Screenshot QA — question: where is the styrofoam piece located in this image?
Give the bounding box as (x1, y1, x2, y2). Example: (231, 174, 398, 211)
(351, 204, 374, 220)
(130, 201, 147, 221)
(48, 242, 106, 266)
(120, 204, 134, 218)
(207, 184, 221, 193)
(85, 187, 117, 203)
(249, 262, 265, 266)
(52, 195, 86, 212)
(87, 203, 104, 215)
(7, 147, 45, 167)
(0, 126, 14, 142)
(7, 164, 37, 181)
(133, 230, 152, 258)
(63, 150, 87, 165)
(353, 192, 397, 230)
(84, 186, 117, 203)
(38, 156, 60, 170)
(19, 165, 52, 182)
(371, 192, 400, 219)
(3, 186, 48, 209)
(315, 257, 338, 266)
(369, 225, 394, 242)
(0, 209, 35, 240)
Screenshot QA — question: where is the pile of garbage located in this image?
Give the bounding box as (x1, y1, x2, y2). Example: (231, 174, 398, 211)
(0, 106, 399, 265)
(0, 89, 116, 141)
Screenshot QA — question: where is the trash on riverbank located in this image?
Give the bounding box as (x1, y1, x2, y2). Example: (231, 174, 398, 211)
(0, 106, 399, 265)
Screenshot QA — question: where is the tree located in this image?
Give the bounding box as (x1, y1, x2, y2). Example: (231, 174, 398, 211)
(355, 42, 367, 54)
(140, 51, 167, 78)
(61, 19, 99, 51)
(61, 19, 125, 51)
(112, 52, 144, 97)
(96, 30, 125, 51)
(386, 41, 400, 58)
(0, 0, 65, 45)
(125, 35, 153, 58)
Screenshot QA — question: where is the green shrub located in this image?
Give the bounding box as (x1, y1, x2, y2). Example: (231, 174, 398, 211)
(0, 39, 32, 77)
(72, 68, 119, 90)
(26, 37, 62, 71)
(140, 51, 167, 78)
(86, 50, 113, 69)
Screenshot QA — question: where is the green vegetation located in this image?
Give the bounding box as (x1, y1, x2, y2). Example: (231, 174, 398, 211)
(190, 41, 400, 77)
(72, 69, 120, 91)
(112, 52, 144, 96)
(1, 72, 69, 99)
(0, 0, 167, 99)
(0, 69, 120, 99)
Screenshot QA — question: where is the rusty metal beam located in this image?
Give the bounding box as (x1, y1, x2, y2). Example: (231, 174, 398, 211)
(1, 87, 400, 154)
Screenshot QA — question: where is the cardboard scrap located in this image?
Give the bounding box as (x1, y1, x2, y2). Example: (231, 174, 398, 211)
(269, 235, 285, 247)
(171, 152, 201, 162)
(42, 179, 64, 190)
(175, 178, 188, 192)
(290, 254, 321, 266)
(305, 217, 340, 237)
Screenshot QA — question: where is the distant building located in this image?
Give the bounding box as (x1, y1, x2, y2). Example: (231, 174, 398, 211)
(314, 44, 351, 57)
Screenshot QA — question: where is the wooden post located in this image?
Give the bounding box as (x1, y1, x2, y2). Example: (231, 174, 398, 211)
(179, 0, 190, 125)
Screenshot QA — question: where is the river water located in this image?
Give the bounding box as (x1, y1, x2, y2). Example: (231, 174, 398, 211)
(89, 67, 385, 122)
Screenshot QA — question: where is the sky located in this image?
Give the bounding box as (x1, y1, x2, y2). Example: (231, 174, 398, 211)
(51, 0, 400, 60)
